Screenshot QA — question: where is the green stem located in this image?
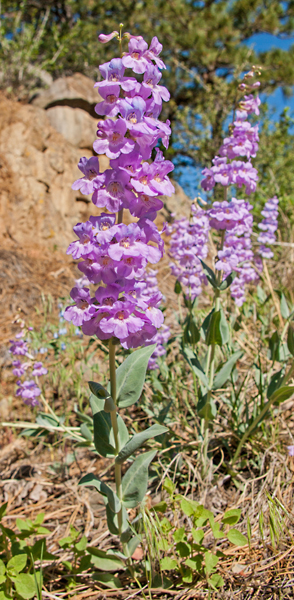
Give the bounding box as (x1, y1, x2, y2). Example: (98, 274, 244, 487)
(109, 338, 123, 536)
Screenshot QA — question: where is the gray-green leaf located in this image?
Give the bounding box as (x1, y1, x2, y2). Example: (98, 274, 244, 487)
(122, 450, 157, 508)
(13, 574, 36, 599)
(115, 425, 168, 464)
(212, 351, 242, 390)
(79, 473, 121, 513)
(87, 548, 124, 571)
(116, 345, 156, 408)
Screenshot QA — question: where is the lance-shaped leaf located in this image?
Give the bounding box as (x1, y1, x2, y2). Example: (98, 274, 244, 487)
(90, 393, 105, 415)
(197, 394, 217, 420)
(106, 504, 129, 536)
(287, 325, 294, 357)
(93, 411, 129, 457)
(182, 346, 209, 388)
(115, 424, 168, 464)
(212, 351, 242, 390)
(80, 423, 92, 441)
(87, 547, 124, 571)
(89, 381, 111, 399)
(79, 473, 121, 513)
(200, 259, 217, 288)
(268, 385, 294, 405)
(267, 368, 284, 398)
(219, 271, 237, 291)
(206, 308, 229, 346)
(122, 450, 157, 508)
(116, 344, 156, 408)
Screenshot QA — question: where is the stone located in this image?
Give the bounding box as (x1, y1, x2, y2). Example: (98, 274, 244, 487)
(30, 73, 101, 118)
(46, 105, 98, 149)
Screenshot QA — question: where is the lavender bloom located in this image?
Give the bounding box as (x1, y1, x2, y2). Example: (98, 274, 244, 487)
(72, 157, 105, 195)
(32, 362, 48, 377)
(16, 380, 41, 406)
(148, 325, 170, 370)
(12, 360, 26, 377)
(287, 445, 294, 457)
(94, 119, 135, 158)
(95, 84, 121, 117)
(96, 58, 137, 91)
(64, 287, 95, 327)
(9, 339, 29, 356)
(257, 196, 279, 259)
(122, 37, 150, 74)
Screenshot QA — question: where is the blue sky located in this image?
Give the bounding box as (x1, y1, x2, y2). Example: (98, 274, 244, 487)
(177, 33, 294, 197)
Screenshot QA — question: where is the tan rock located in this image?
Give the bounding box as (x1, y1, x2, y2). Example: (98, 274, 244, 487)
(46, 106, 98, 149)
(30, 72, 101, 117)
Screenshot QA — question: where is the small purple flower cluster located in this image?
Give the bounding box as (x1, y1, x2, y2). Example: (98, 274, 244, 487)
(201, 86, 260, 195)
(65, 33, 173, 348)
(257, 196, 279, 259)
(140, 269, 170, 369)
(167, 206, 210, 300)
(9, 322, 47, 406)
(208, 198, 259, 306)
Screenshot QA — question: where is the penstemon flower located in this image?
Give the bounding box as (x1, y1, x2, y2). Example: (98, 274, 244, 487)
(257, 196, 279, 259)
(65, 32, 173, 348)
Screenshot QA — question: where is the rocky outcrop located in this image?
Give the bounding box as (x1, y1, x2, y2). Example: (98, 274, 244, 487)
(0, 93, 108, 251)
(30, 73, 101, 117)
(0, 76, 192, 252)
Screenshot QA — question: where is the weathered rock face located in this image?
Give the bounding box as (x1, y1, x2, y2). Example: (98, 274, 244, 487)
(46, 106, 98, 149)
(0, 94, 108, 251)
(30, 73, 101, 117)
(0, 75, 192, 252)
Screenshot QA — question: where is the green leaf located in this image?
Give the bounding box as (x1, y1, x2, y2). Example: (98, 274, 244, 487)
(269, 331, 280, 362)
(173, 528, 186, 542)
(79, 473, 121, 513)
(219, 271, 237, 291)
(162, 479, 176, 496)
(0, 503, 7, 520)
(116, 345, 156, 408)
(182, 347, 209, 388)
(280, 293, 290, 319)
(0, 560, 6, 577)
(75, 535, 87, 552)
(87, 548, 124, 571)
(160, 557, 178, 571)
(180, 498, 199, 517)
(13, 573, 36, 599)
(268, 385, 294, 404)
(200, 259, 217, 288)
(174, 279, 182, 294)
(126, 535, 141, 558)
(185, 555, 202, 572)
(267, 369, 284, 398)
(92, 572, 122, 589)
(93, 411, 116, 457)
(183, 315, 200, 345)
(191, 528, 204, 544)
(152, 501, 167, 513)
(227, 529, 247, 546)
(104, 396, 116, 412)
(208, 573, 225, 589)
(181, 566, 193, 583)
(106, 504, 129, 536)
(197, 394, 217, 420)
(116, 414, 129, 449)
(205, 310, 222, 346)
(80, 423, 92, 441)
(287, 325, 294, 356)
(204, 551, 219, 575)
(89, 393, 105, 415)
(212, 351, 242, 390)
(211, 522, 224, 539)
(7, 554, 27, 575)
(222, 509, 241, 525)
(89, 381, 111, 400)
(33, 513, 44, 526)
(219, 308, 230, 345)
(35, 413, 59, 428)
(176, 541, 191, 557)
(115, 424, 168, 464)
(122, 450, 157, 508)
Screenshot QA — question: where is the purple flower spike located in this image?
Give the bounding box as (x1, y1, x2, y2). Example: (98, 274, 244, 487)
(100, 301, 145, 339)
(12, 360, 26, 377)
(9, 339, 29, 356)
